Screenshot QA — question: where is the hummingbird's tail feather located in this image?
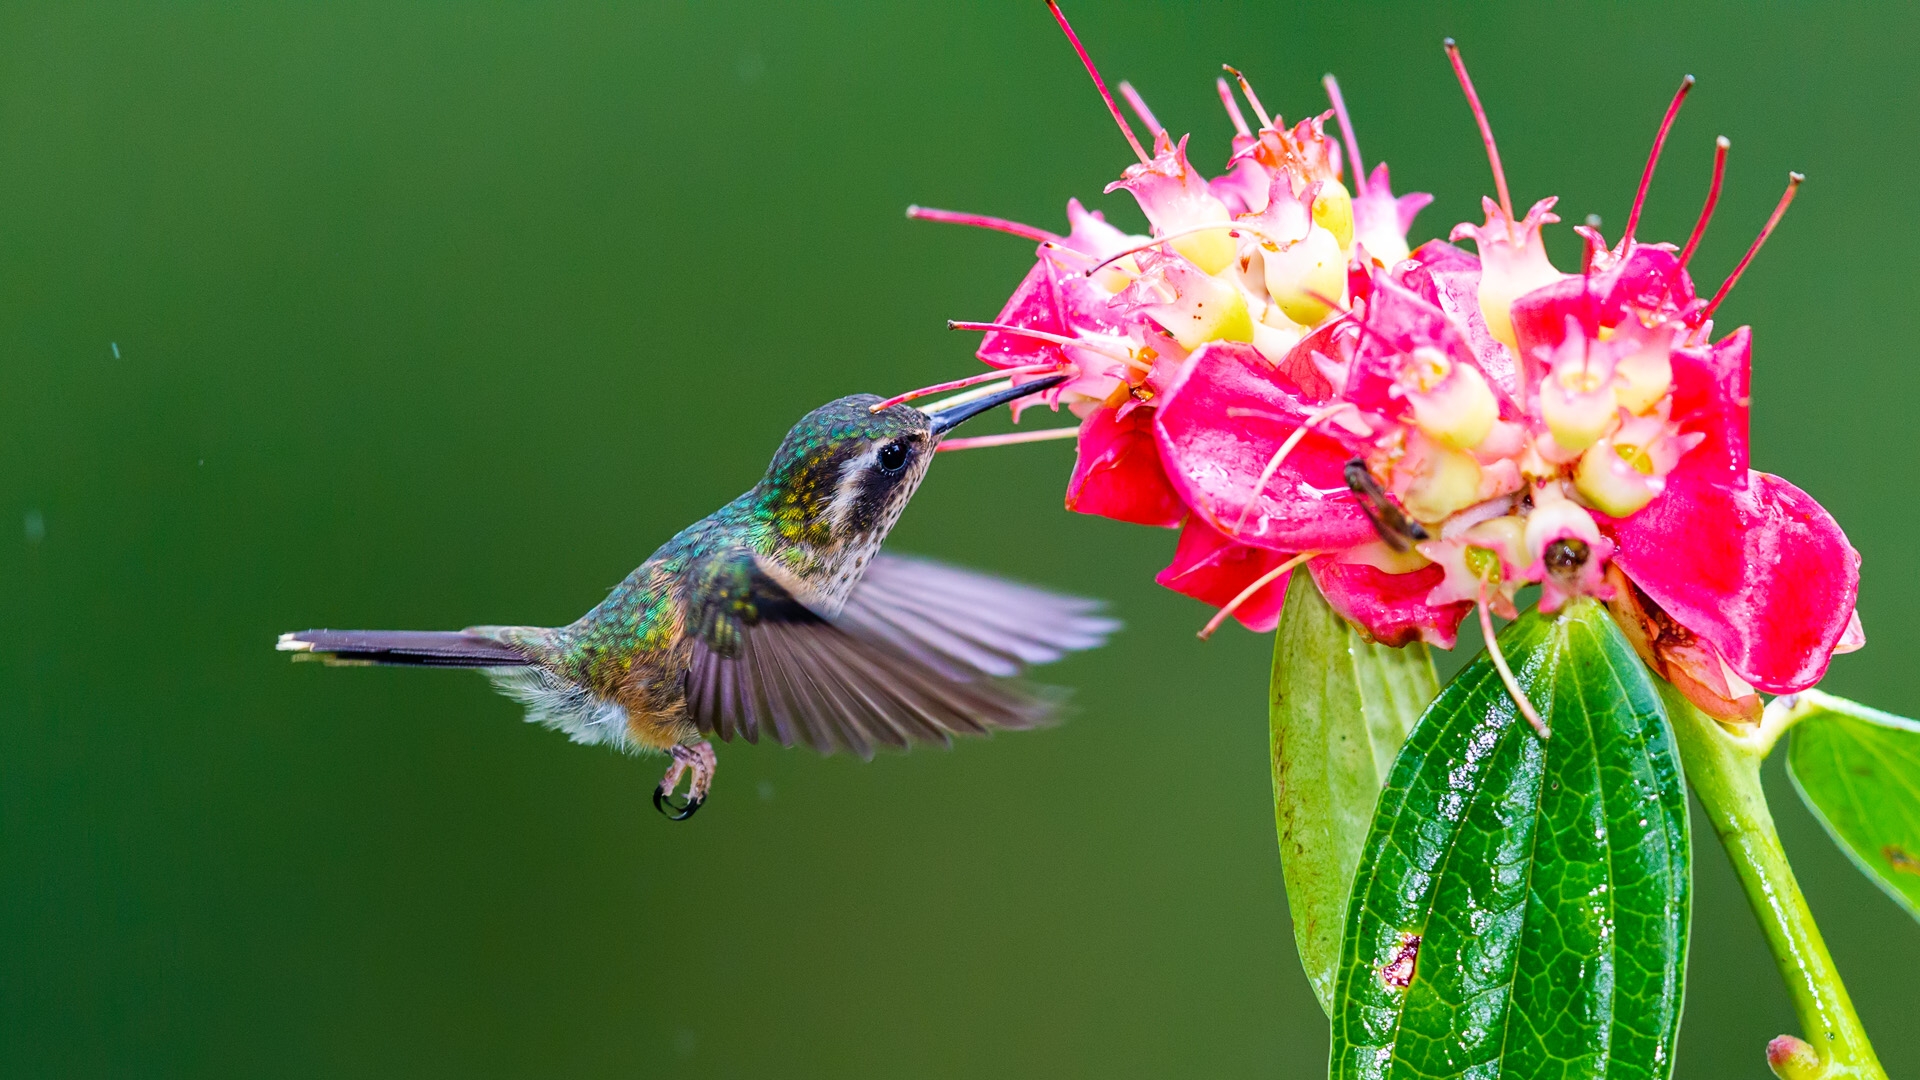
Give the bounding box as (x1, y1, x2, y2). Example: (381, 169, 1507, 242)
(276, 629, 536, 668)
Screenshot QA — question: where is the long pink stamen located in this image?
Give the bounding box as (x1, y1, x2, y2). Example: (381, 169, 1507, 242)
(1678, 136, 1730, 268)
(1443, 39, 1514, 222)
(1221, 65, 1273, 129)
(1623, 74, 1696, 249)
(906, 205, 1061, 245)
(1046, 0, 1150, 164)
(946, 320, 1142, 368)
(1232, 403, 1358, 533)
(1079, 221, 1272, 278)
(937, 426, 1083, 452)
(1216, 77, 1251, 137)
(1478, 585, 1550, 738)
(1322, 73, 1365, 196)
(1117, 80, 1164, 138)
(1698, 171, 1803, 323)
(1198, 551, 1318, 640)
(870, 363, 1060, 413)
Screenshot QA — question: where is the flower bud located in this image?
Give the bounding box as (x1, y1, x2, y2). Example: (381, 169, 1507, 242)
(1451, 197, 1565, 354)
(1462, 514, 1528, 572)
(1264, 227, 1347, 326)
(1132, 260, 1254, 351)
(1574, 412, 1683, 517)
(1524, 489, 1612, 611)
(1765, 1035, 1821, 1080)
(1251, 312, 1304, 366)
(1540, 352, 1618, 454)
(1171, 222, 1237, 277)
(1400, 440, 1483, 522)
(1611, 327, 1674, 415)
(1339, 539, 1432, 575)
(1574, 436, 1661, 517)
(1311, 178, 1355, 251)
(1405, 349, 1498, 451)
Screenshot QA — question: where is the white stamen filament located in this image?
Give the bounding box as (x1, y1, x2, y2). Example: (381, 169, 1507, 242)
(1216, 76, 1252, 138)
(921, 379, 1012, 415)
(937, 426, 1083, 452)
(1221, 65, 1273, 129)
(1321, 73, 1366, 197)
(1479, 583, 1550, 739)
(1117, 80, 1164, 138)
(1232, 402, 1358, 533)
(871, 363, 1058, 413)
(946, 320, 1146, 371)
(1080, 221, 1281, 279)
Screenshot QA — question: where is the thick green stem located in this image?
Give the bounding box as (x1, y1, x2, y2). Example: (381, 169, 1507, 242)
(1661, 685, 1886, 1080)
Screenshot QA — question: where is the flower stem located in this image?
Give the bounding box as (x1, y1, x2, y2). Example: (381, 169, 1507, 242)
(1659, 684, 1887, 1079)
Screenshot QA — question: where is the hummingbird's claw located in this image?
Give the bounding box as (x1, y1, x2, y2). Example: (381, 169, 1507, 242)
(653, 741, 716, 823)
(653, 787, 702, 820)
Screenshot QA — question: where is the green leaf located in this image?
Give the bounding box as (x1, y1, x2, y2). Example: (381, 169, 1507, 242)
(1785, 690, 1920, 922)
(1270, 572, 1437, 1015)
(1331, 601, 1690, 1080)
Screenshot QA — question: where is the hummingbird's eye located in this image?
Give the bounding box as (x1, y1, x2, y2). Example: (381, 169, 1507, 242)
(876, 441, 910, 475)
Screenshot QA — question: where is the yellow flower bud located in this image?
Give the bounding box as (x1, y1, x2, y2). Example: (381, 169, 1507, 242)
(1574, 438, 1661, 517)
(1135, 260, 1256, 351)
(1311, 179, 1355, 251)
(1171, 226, 1236, 277)
(1540, 362, 1617, 454)
(1462, 514, 1528, 570)
(1611, 335, 1673, 415)
(1408, 356, 1498, 451)
(1402, 443, 1483, 522)
(1264, 227, 1346, 326)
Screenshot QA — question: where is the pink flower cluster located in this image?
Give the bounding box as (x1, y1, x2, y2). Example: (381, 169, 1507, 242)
(915, 8, 1860, 722)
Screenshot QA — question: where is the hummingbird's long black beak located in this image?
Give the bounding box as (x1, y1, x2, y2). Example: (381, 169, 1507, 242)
(925, 374, 1069, 435)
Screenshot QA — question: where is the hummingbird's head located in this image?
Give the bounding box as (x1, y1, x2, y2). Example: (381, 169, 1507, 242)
(753, 377, 1065, 609)
(759, 394, 941, 556)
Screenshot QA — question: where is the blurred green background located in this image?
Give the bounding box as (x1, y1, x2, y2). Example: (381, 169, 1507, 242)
(4, 2, 1916, 1076)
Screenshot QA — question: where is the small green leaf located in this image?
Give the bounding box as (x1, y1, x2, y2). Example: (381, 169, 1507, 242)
(1785, 691, 1920, 922)
(1270, 572, 1437, 1015)
(1332, 601, 1690, 1080)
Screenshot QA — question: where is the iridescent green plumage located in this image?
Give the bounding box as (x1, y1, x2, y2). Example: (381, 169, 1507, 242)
(281, 379, 1114, 819)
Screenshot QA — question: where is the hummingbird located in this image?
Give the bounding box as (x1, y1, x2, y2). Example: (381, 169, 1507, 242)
(278, 375, 1115, 819)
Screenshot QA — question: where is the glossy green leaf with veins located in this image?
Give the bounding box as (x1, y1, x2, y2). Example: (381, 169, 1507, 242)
(1270, 572, 1437, 1015)
(1331, 600, 1690, 1080)
(1785, 691, 1920, 922)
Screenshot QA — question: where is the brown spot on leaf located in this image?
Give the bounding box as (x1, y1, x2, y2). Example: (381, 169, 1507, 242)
(1380, 932, 1421, 990)
(1883, 845, 1920, 877)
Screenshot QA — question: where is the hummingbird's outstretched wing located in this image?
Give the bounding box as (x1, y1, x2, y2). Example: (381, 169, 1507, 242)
(834, 554, 1117, 680)
(683, 551, 1114, 759)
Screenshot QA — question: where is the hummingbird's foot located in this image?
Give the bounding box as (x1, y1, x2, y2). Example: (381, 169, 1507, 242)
(653, 741, 716, 821)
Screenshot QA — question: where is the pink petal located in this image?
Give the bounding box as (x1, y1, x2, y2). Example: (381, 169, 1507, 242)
(1208, 134, 1270, 217)
(1345, 273, 1519, 419)
(1668, 325, 1750, 490)
(1065, 403, 1186, 528)
(1508, 242, 1695, 375)
(1154, 518, 1296, 632)
(1352, 162, 1434, 237)
(1103, 133, 1230, 236)
(1608, 459, 1860, 694)
(1398, 241, 1519, 399)
(1307, 557, 1471, 648)
(1604, 565, 1763, 723)
(977, 257, 1139, 374)
(1275, 317, 1352, 404)
(1151, 340, 1376, 551)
